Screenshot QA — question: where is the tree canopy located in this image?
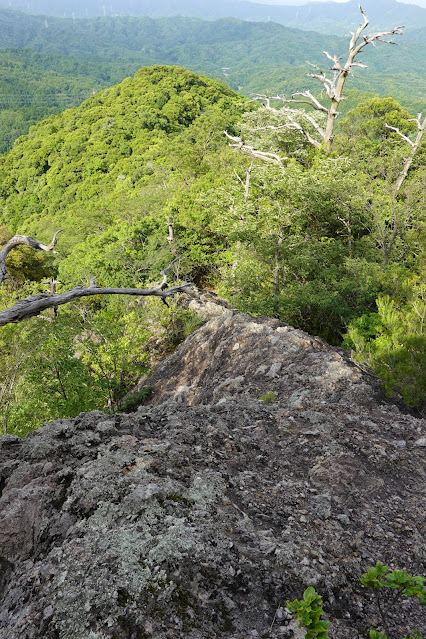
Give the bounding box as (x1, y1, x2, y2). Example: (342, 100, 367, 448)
(0, 57, 424, 436)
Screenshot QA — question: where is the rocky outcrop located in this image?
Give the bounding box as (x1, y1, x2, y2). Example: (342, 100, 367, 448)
(0, 312, 425, 639)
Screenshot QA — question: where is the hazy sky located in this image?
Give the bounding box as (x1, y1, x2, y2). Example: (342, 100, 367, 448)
(251, 0, 426, 7)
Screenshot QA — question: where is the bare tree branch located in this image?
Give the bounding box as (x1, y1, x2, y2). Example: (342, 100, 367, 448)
(288, 90, 330, 114)
(0, 232, 192, 326)
(0, 281, 193, 326)
(283, 115, 323, 149)
(256, 95, 327, 136)
(224, 131, 287, 164)
(384, 124, 414, 146)
(0, 230, 63, 285)
(386, 113, 426, 195)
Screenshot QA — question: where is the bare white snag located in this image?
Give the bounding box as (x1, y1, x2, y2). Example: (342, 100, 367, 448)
(224, 130, 287, 165)
(0, 233, 192, 326)
(225, 5, 404, 157)
(286, 5, 404, 151)
(385, 113, 426, 195)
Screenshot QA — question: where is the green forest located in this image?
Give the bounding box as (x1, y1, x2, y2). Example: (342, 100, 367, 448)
(1, 9, 425, 153)
(0, 11, 425, 435)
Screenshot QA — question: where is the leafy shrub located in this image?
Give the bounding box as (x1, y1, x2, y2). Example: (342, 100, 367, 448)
(120, 386, 152, 412)
(286, 587, 330, 639)
(360, 561, 425, 639)
(286, 563, 425, 639)
(345, 284, 426, 410)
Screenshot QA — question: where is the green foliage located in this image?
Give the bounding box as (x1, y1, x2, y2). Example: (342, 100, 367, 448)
(286, 587, 330, 639)
(120, 386, 152, 412)
(77, 298, 151, 410)
(0, 64, 244, 288)
(213, 156, 383, 344)
(287, 566, 425, 639)
(346, 281, 426, 408)
(0, 297, 156, 436)
(360, 562, 426, 639)
(338, 97, 416, 143)
(260, 391, 277, 403)
(335, 97, 424, 180)
(360, 562, 426, 603)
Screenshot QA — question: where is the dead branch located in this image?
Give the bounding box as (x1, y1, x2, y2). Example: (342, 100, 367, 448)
(0, 230, 62, 285)
(384, 124, 415, 146)
(0, 232, 192, 326)
(288, 90, 330, 114)
(0, 281, 193, 326)
(224, 131, 287, 165)
(227, 94, 326, 154)
(386, 113, 426, 195)
(255, 95, 327, 137)
(283, 115, 323, 149)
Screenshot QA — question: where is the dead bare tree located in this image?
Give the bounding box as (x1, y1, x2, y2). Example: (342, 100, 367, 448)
(224, 130, 287, 165)
(385, 112, 426, 195)
(226, 5, 404, 156)
(0, 232, 192, 326)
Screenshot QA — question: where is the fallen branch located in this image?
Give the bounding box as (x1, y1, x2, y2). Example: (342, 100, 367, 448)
(0, 232, 192, 326)
(0, 281, 193, 326)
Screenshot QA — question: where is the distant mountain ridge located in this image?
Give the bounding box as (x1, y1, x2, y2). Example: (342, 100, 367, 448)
(0, 9, 423, 73)
(1, 0, 426, 32)
(0, 8, 425, 153)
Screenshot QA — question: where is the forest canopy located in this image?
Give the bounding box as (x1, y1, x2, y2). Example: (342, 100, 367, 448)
(0, 60, 425, 432)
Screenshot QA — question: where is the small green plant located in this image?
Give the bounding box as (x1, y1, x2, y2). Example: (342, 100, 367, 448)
(286, 586, 331, 639)
(260, 390, 277, 402)
(286, 564, 425, 639)
(120, 386, 152, 412)
(360, 561, 425, 639)
(181, 310, 206, 338)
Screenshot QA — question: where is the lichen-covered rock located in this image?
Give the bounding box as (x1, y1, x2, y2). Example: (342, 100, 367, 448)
(0, 313, 425, 639)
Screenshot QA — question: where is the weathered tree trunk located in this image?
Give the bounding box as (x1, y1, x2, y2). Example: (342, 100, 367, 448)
(273, 236, 283, 296)
(226, 7, 404, 155)
(230, 162, 253, 282)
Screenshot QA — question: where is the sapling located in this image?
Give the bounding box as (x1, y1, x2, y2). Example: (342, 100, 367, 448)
(360, 562, 425, 639)
(286, 586, 330, 639)
(260, 390, 277, 402)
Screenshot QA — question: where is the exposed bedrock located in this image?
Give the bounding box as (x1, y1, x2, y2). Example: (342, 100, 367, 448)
(0, 312, 425, 638)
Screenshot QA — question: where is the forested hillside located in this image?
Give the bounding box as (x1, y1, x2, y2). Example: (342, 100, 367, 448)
(1, 9, 425, 153)
(0, 63, 424, 433)
(0, 66, 250, 433)
(1, 0, 426, 33)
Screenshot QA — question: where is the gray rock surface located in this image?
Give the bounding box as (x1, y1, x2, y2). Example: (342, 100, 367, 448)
(0, 312, 425, 639)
